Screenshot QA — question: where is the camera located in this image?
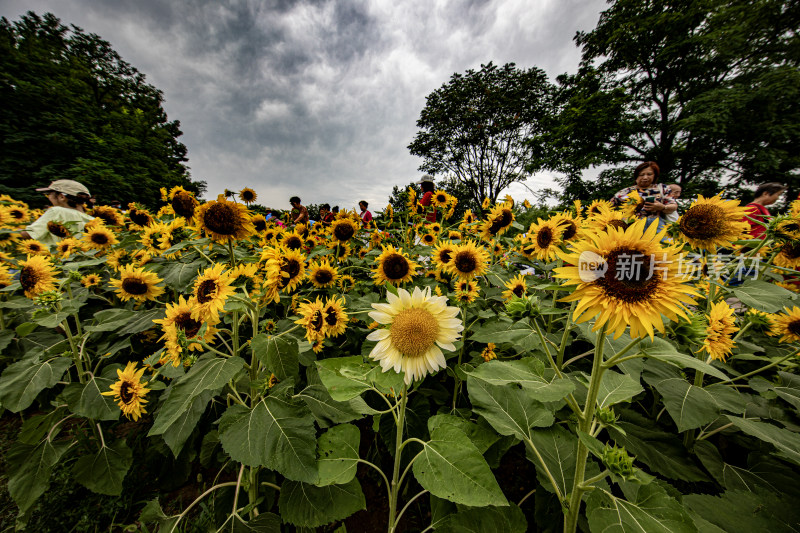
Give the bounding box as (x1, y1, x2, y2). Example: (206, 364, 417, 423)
(643, 196, 656, 203)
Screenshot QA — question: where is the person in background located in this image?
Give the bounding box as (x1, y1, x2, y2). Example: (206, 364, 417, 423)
(358, 201, 373, 223)
(742, 182, 786, 239)
(664, 183, 682, 223)
(332, 206, 339, 216)
(289, 196, 309, 226)
(610, 161, 676, 232)
(21, 179, 94, 248)
(417, 174, 437, 222)
(318, 204, 334, 226)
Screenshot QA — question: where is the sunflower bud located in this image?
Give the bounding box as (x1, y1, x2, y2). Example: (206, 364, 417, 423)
(602, 444, 636, 480)
(505, 294, 541, 320)
(671, 313, 707, 346)
(67, 270, 83, 282)
(596, 406, 618, 427)
(34, 290, 63, 309)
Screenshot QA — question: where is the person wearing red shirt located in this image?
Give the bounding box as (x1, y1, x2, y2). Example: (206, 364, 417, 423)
(359, 201, 373, 223)
(417, 175, 437, 222)
(743, 182, 785, 238)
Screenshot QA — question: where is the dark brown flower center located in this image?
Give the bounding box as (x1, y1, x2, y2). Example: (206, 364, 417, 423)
(91, 232, 109, 245)
(253, 219, 267, 232)
(439, 250, 452, 264)
(279, 259, 301, 288)
(789, 320, 800, 337)
(121, 278, 149, 295)
(513, 285, 525, 297)
(333, 223, 355, 241)
(680, 205, 725, 240)
(560, 221, 577, 241)
(10, 209, 24, 220)
(130, 210, 151, 226)
(595, 248, 659, 303)
(487, 209, 513, 235)
(47, 222, 69, 238)
(453, 251, 477, 274)
(172, 192, 196, 218)
(607, 220, 628, 231)
(423, 234, 434, 244)
(383, 254, 410, 280)
(537, 227, 554, 248)
(241, 190, 256, 202)
(781, 241, 800, 260)
(314, 269, 333, 285)
(324, 306, 338, 326)
(19, 266, 39, 291)
(311, 310, 324, 332)
(203, 203, 239, 235)
(196, 279, 217, 303)
(119, 382, 135, 404)
(175, 312, 202, 338)
(285, 236, 303, 250)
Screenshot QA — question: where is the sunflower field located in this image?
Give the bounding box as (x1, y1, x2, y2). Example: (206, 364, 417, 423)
(1, 186, 800, 532)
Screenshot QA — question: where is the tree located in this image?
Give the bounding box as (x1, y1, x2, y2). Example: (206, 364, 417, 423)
(544, 0, 800, 202)
(0, 12, 204, 209)
(408, 62, 555, 210)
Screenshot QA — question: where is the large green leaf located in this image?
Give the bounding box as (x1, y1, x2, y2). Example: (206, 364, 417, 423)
(469, 319, 541, 353)
(72, 439, 133, 496)
(586, 483, 698, 533)
(467, 377, 554, 441)
(61, 365, 121, 421)
(772, 371, 800, 411)
(694, 441, 791, 494)
(596, 370, 643, 409)
(251, 334, 299, 381)
(317, 424, 360, 486)
(295, 384, 371, 427)
(162, 390, 213, 457)
(157, 260, 203, 291)
(85, 308, 163, 334)
(726, 416, 800, 465)
(684, 490, 796, 533)
(527, 425, 577, 496)
(218, 396, 318, 483)
(0, 357, 71, 412)
(149, 355, 244, 435)
(7, 439, 70, 513)
(315, 356, 375, 401)
(412, 424, 507, 506)
(278, 478, 366, 528)
(731, 279, 797, 313)
(638, 339, 728, 380)
(138, 499, 180, 532)
(435, 503, 527, 533)
(427, 414, 501, 454)
(654, 379, 723, 432)
(464, 359, 575, 402)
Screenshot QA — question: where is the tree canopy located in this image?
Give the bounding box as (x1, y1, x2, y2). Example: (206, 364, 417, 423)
(0, 12, 204, 209)
(541, 0, 800, 202)
(408, 62, 555, 210)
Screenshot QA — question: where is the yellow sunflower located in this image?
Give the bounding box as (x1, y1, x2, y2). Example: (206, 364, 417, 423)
(774, 241, 800, 269)
(461, 209, 476, 227)
(46, 220, 70, 239)
(406, 187, 418, 212)
(110, 265, 165, 302)
(322, 296, 348, 338)
(82, 225, 119, 251)
(127, 204, 153, 229)
(432, 242, 457, 271)
(251, 214, 268, 233)
(18, 255, 58, 298)
(239, 187, 257, 204)
(367, 286, 464, 385)
(586, 206, 629, 234)
(677, 194, 750, 252)
(6, 204, 30, 224)
(91, 205, 125, 227)
(295, 298, 327, 343)
(502, 274, 528, 301)
(773, 217, 800, 241)
(432, 190, 450, 208)
(101, 362, 150, 421)
(587, 199, 614, 217)
(768, 307, 800, 343)
(81, 273, 101, 288)
(330, 218, 360, 243)
(420, 233, 436, 246)
(551, 212, 582, 242)
(329, 241, 352, 263)
(0, 265, 12, 289)
(191, 264, 236, 322)
(696, 301, 738, 362)
(448, 230, 462, 240)
(171, 188, 198, 219)
(308, 259, 339, 289)
(555, 218, 699, 339)
(454, 285, 480, 304)
(445, 240, 490, 280)
(195, 195, 254, 243)
(17, 239, 49, 256)
(338, 274, 355, 292)
(479, 203, 515, 240)
(525, 218, 565, 262)
(262, 247, 306, 302)
(619, 190, 644, 218)
(492, 242, 505, 257)
(154, 296, 218, 366)
(281, 231, 304, 251)
(482, 197, 491, 210)
(0, 232, 19, 249)
(373, 245, 420, 286)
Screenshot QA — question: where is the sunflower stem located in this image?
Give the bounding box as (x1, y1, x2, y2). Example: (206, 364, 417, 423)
(387, 383, 408, 533)
(227, 240, 237, 268)
(556, 301, 577, 370)
(248, 466, 260, 518)
(723, 349, 800, 384)
(60, 313, 86, 384)
(564, 322, 608, 533)
(451, 305, 467, 411)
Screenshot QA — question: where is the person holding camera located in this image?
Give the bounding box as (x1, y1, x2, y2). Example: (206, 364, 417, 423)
(610, 161, 677, 232)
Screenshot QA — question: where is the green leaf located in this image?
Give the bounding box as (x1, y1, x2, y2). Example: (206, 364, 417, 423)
(317, 424, 360, 486)
(149, 355, 244, 435)
(726, 416, 800, 466)
(72, 439, 133, 496)
(316, 356, 374, 401)
(772, 371, 800, 411)
(139, 499, 180, 531)
(15, 322, 37, 337)
(639, 339, 728, 381)
(464, 359, 575, 402)
(295, 384, 372, 427)
(694, 441, 786, 493)
(427, 414, 501, 454)
(157, 260, 203, 291)
(527, 425, 577, 496)
(596, 370, 643, 409)
(7, 439, 70, 513)
(0, 357, 71, 412)
(218, 396, 318, 483)
(218, 512, 282, 532)
(731, 279, 797, 313)
(86, 308, 164, 335)
(684, 490, 794, 533)
(162, 389, 213, 457)
(251, 334, 299, 381)
(470, 319, 541, 353)
(467, 377, 554, 441)
(278, 478, 366, 528)
(412, 424, 508, 506)
(61, 366, 121, 421)
(654, 379, 724, 432)
(436, 503, 527, 533)
(586, 483, 698, 533)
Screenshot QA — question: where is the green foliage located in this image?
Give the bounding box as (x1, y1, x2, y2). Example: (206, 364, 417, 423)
(0, 12, 204, 209)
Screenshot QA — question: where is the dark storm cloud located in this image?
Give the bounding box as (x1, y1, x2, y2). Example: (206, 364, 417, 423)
(1, 0, 607, 209)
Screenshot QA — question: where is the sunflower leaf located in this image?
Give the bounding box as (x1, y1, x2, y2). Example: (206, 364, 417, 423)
(731, 279, 797, 313)
(586, 483, 698, 533)
(278, 478, 365, 528)
(72, 438, 133, 496)
(725, 416, 800, 466)
(464, 358, 574, 402)
(596, 370, 644, 409)
(435, 503, 528, 533)
(0, 357, 71, 412)
(61, 365, 121, 421)
(467, 376, 555, 441)
(316, 356, 375, 401)
(316, 423, 360, 486)
(295, 384, 373, 427)
(7, 439, 70, 514)
(251, 333, 299, 381)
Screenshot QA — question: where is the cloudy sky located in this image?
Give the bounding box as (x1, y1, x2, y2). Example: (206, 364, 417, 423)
(2, 0, 606, 210)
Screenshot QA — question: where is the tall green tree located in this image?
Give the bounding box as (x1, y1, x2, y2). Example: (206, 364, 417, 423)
(543, 0, 800, 202)
(408, 62, 555, 210)
(0, 12, 204, 209)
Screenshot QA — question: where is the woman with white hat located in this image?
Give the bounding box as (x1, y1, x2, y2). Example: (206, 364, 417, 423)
(20, 179, 94, 247)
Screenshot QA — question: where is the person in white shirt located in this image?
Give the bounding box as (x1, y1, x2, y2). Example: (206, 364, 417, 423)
(663, 183, 682, 223)
(20, 180, 94, 248)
